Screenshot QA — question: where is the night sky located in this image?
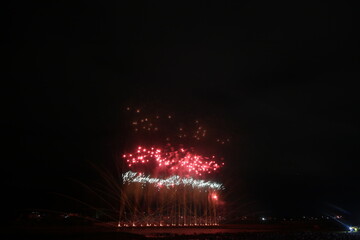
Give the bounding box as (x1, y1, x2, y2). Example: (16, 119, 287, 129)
(6, 1, 360, 224)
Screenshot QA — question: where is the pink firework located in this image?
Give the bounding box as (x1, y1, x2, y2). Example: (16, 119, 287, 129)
(122, 146, 224, 177)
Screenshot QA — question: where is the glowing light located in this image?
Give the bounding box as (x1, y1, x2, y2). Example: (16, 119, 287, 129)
(122, 171, 224, 190)
(349, 226, 359, 232)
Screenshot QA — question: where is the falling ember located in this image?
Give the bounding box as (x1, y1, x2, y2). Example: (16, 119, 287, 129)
(212, 194, 218, 200)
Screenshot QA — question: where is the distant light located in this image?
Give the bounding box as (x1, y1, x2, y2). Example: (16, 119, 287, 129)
(349, 226, 359, 232)
(261, 217, 266, 221)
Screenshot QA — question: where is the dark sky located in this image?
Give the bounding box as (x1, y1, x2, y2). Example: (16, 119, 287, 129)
(6, 1, 360, 224)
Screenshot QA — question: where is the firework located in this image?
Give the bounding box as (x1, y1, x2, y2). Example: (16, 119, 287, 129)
(124, 106, 230, 146)
(117, 105, 228, 227)
(122, 171, 224, 190)
(123, 146, 224, 177)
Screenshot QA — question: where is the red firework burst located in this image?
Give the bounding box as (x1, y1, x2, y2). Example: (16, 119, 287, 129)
(123, 146, 224, 177)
